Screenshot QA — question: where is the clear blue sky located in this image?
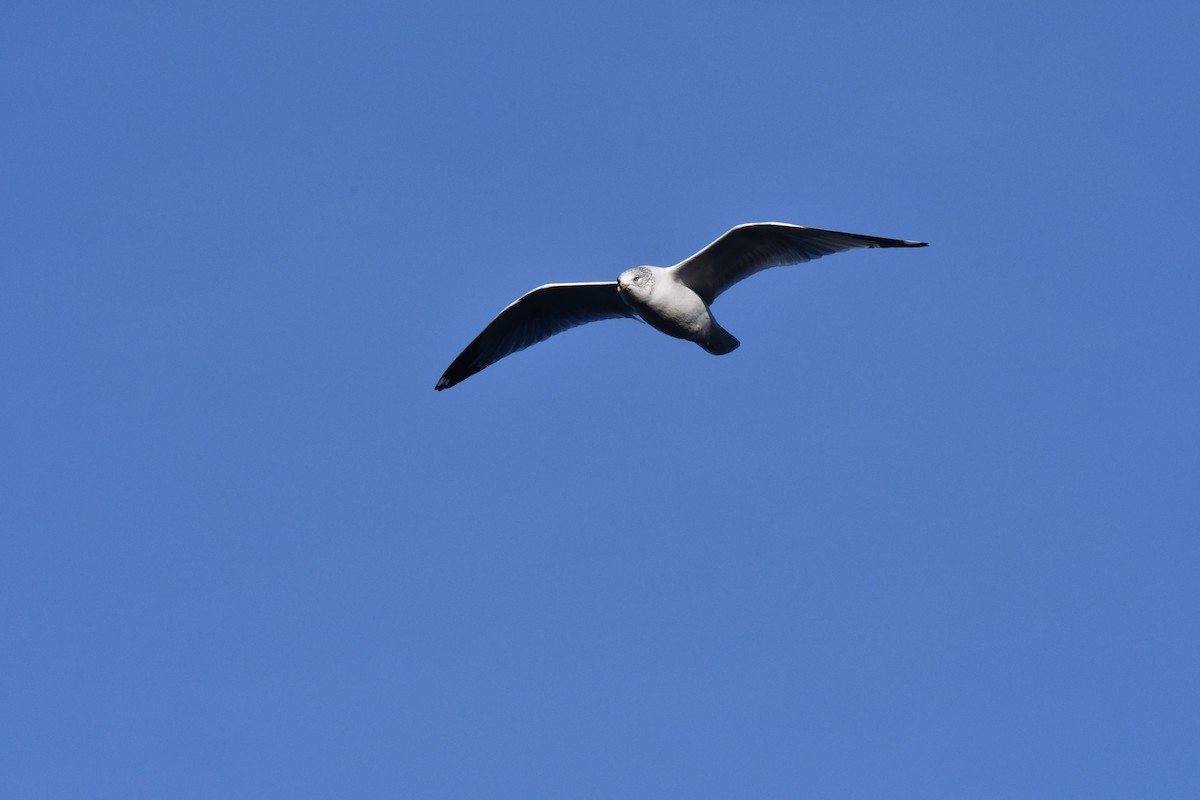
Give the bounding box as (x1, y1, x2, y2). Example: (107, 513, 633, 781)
(3, 1, 1198, 797)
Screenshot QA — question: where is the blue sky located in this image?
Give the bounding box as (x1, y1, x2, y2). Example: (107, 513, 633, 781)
(3, 1, 1198, 796)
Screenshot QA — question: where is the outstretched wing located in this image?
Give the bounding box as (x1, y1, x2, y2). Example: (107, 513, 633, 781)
(435, 282, 635, 390)
(669, 223, 927, 304)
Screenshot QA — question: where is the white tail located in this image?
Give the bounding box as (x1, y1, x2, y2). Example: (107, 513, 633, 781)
(704, 323, 740, 355)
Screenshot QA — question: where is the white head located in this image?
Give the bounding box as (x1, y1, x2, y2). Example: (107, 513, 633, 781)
(616, 266, 655, 303)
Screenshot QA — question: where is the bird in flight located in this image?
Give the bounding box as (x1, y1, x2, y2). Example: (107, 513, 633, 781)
(435, 222, 927, 390)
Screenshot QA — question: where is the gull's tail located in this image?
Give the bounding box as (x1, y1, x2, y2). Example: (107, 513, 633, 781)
(703, 322, 740, 355)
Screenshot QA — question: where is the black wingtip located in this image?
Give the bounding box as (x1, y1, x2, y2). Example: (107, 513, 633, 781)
(864, 235, 928, 249)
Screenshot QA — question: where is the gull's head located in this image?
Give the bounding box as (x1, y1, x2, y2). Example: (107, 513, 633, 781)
(617, 266, 655, 302)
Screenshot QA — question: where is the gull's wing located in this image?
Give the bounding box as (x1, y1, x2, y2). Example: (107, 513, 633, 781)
(435, 282, 635, 390)
(668, 223, 927, 304)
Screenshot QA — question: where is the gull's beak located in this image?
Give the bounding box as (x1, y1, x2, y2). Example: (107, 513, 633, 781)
(617, 281, 626, 292)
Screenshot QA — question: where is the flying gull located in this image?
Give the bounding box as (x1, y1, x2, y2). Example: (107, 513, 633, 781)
(435, 222, 926, 390)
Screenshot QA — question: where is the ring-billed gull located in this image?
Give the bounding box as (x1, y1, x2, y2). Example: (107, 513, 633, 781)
(435, 222, 927, 390)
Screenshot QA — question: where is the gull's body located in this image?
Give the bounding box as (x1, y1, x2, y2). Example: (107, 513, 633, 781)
(435, 222, 927, 390)
(614, 265, 740, 355)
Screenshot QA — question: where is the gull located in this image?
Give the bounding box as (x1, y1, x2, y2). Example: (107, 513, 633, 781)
(435, 222, 927, 390)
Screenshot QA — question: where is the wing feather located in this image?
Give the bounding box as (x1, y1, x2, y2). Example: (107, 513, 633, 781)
(669, 223, 927, 304)
(435, 282, 635, 390)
